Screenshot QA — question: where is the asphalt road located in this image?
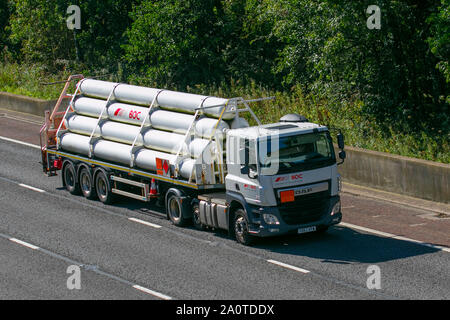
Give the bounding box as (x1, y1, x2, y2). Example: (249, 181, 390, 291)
(0, 110, 449, 300)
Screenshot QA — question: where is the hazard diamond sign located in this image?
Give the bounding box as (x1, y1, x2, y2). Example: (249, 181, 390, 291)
(156, 158, 171, 177)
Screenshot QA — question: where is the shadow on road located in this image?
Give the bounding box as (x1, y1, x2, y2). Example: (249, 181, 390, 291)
(98, 196, 441, 265)
(249, 226, 440, 264)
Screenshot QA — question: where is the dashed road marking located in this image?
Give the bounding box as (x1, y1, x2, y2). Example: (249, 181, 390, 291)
(19, 183, 45, 193)
(267, 259, 310, 274)
(1, 233, 174, 300)
(340, 222, 450, 253)
(0, 135, 40, 149)
(0, 114, 42, 125)
(409, 223, 427, 227)
(9, 238, 40, 250)
(128, 218, 162, 229)
(133, 285, 172, 300)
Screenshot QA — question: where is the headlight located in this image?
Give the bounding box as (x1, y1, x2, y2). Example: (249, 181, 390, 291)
(331, 201, 341, 216)
(263, 214, 280, 225)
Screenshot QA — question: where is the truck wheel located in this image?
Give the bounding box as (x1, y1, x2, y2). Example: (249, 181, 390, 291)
(192, 202, 206, 231)
(95, 170, 114, 204)
(234, 209, 254, 246)
(79, 167, 96, 200)
(166, 191, 189, 227)
(63, 161, 80, 195)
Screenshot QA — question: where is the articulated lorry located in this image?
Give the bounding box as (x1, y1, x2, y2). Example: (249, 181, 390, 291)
(40, 75, 346, 245)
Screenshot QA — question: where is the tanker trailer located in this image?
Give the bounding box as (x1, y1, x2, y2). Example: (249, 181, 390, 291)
(40, 75, 345, 245)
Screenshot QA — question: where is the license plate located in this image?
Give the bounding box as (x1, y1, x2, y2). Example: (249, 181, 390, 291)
(298, 226, 316, 234)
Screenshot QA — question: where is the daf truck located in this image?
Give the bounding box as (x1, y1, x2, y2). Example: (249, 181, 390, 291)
(40, 75, 346, 245)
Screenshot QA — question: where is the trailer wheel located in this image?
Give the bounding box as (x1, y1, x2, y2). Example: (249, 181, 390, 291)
(234, 209, 254, 246)
(62, 161, 80, 195)
(95, 170, 114, 204)
(166, 190, 189, 227)
(79, 167, 97, 200)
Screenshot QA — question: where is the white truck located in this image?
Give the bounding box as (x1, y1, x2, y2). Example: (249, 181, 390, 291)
(40, 75, 346, 245)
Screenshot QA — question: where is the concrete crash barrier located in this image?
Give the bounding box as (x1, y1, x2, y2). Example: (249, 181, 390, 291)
(0, 91, 69, 117)
(337, 146, 450, 204)
(1, 91, 449, 203)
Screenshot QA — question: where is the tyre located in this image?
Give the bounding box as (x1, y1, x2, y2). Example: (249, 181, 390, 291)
(166, 191, 189, 227)
(95, 169, 114, 204)
(79, 167, 97, 200)
(62, 161, 80, 195)
(234, 209, 254, 246)
(192, 202, 206, 230)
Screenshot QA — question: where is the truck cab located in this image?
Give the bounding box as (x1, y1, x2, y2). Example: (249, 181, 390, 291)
(224, 120, 343, 243)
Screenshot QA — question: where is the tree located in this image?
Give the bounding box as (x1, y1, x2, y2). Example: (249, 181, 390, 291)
(270, 0, 448, 133)
(427, 0, 450, 83)
(8, 0, 134, 72)
(0, 0, 10, 48)
(8, 0, 75, 69)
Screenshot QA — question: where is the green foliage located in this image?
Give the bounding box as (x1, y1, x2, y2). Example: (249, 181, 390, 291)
(427, 0, 450, 83)
(124, 0, 225, 88)
(0, 62, 70, 99)
(270, 0, 448, 134)
(75, 0, 136, 70)
(0, 0, 10, 47)
(8, 0, 75, 70)
(124, 0, 281, 89)
(0, 0, 448, 163)
(7, 0, 134, 72)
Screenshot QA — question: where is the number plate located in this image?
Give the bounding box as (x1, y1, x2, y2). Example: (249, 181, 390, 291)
(298, 226, 316, 234)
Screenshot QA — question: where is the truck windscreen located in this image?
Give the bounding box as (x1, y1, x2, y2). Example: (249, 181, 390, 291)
(259, 132, 336, 175)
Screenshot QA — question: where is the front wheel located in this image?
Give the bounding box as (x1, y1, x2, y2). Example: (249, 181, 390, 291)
(166, 191, 189, 227)
(234, 209, 254, 246)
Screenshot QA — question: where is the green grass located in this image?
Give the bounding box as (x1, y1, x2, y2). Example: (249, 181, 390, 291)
(0, 62, 73, 100)
(1, 63, 448, 163)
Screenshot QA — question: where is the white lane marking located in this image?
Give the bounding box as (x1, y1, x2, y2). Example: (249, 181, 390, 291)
(1, 114, 42, 125)
(1, 233, 174, 300)
(267, 259, 310, 274)
(128, 218, 162, 229)
(0, 136, 40, 149)
(340, 222, 450, 253)
(132, 285, 172, 300)
(9, 238, 40, 250)
(409, 223, 427, 227)
(18, 183, 46, 193)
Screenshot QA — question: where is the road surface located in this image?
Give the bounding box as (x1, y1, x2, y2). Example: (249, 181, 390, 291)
(0, 109, 449, 300)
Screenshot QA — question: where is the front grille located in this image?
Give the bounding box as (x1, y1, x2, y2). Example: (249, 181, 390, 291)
(277, 184, 330, 225)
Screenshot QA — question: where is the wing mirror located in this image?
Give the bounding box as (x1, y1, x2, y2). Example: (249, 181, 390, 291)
(337, 132, 345, 149)
(337, 132, 345, 165)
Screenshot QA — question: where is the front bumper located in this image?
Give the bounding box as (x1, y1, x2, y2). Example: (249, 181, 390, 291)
(247, 196, 342, 237)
